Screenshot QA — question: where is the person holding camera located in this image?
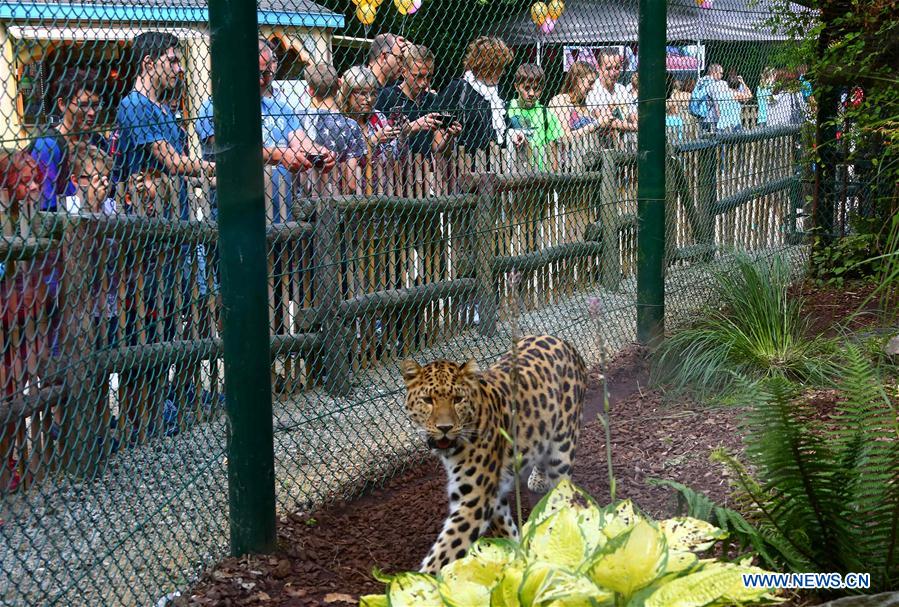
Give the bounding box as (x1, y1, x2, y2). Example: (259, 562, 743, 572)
(433, 36, 513, 154)
(196, 38, 336, 222)
(301, 63, 368, 195)
(374, 44, 461, 159)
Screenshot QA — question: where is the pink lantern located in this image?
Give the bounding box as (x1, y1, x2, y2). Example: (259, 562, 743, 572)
(408, 0, 422, 13)
(540, 17, 556, 34)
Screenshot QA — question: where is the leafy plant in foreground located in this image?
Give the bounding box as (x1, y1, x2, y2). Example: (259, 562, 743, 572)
(651, 253, 835, 400)
(359, 480, 783, 606)
(711, 345, 899, 593)
(646, 478, 796, 573)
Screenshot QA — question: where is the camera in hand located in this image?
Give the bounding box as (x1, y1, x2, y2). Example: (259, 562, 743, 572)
(307, 154, 327, 168)
(388, 106, 409, 127)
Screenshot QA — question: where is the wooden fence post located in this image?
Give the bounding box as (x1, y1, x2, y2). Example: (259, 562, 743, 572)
(475, 174, 498, 336)
(314, 199, 351, 396)
(696, 144, 718, 260)
(599, 151, 621, 291)
(58, 215, 105, 478)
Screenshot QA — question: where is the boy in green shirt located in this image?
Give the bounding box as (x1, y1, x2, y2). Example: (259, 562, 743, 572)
(507, 63, 563, 170)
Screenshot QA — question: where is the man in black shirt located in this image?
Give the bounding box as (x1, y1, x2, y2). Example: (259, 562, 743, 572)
(367, 33, 408, 90)
(374, 44, 461, 157)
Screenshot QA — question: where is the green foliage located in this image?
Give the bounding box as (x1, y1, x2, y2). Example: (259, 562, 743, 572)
(714, 346, 899, 592)
(808, 231, 884, 287)
(651, 254, 835, 400)
(361, 480, 784, 606)
(765, 0, 899, 206)
(866, 211, 899, 322)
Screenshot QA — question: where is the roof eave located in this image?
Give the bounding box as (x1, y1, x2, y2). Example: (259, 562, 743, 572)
(0, 2, 345, 29)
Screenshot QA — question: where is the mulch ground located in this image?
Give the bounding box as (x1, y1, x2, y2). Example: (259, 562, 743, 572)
(790, 279, 889, 338)
(179, 279, 887, 607)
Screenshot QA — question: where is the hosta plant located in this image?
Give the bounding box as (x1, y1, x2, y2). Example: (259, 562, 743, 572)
(359, 480, 783, 607)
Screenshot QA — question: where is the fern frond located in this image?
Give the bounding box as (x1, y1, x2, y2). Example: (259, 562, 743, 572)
(832, 344, 899, 587)
(738, 375, 851, 573)
(710, 448, 818, 573)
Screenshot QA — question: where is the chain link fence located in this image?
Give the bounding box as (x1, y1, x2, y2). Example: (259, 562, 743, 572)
(0, 0, 828, 604)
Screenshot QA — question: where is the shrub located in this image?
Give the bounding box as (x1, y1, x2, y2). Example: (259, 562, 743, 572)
(651, 253, 835, 400)
(360, 480, 783, 606)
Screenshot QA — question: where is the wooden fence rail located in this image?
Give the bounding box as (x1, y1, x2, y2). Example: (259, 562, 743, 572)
(0, 124, 804, 490)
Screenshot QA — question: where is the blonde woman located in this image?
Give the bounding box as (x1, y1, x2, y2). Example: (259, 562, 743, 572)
(340, 66, 401, 157)
(756, 67, 776, 126)
(548, 61, 604, 139)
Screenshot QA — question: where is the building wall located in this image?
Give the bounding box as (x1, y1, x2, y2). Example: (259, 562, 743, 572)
(0, 20, 332, 148)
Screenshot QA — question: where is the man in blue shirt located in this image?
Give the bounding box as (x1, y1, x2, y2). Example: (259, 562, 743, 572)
(115, 31, 215, 218)
(114, 31, 215, 350)
(196, 38, 335, 223)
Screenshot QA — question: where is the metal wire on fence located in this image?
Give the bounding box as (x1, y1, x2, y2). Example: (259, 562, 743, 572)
(0, 0, 822, 604)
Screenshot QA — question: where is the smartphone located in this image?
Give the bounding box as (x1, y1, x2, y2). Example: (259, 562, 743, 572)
(307, 154, 327, 168)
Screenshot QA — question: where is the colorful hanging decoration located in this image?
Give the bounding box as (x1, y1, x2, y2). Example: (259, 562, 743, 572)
(356, 1, 377, 25)
(407, 0, 423, 14)
(540, 18, 556, 34)
(394, 0, 416, 15)
(695, 0, 713, 7)
(547, 0, 564, 19)
(530, 2, 549, 26)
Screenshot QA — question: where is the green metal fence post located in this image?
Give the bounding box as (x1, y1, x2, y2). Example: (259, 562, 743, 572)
(814, 85, 840, 247)
(208, 0, 277, 555)
(636, 0, 667, 346)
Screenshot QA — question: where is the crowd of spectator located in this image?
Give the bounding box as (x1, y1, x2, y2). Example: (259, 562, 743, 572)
(0, 27, 817, 489)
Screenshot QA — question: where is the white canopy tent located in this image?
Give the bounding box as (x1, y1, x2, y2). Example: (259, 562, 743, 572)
(494, 0, 816, 45)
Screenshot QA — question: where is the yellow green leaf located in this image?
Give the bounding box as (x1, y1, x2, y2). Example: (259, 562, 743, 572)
(665, 550, 700, 575)
(387, 572, 443, 607)
(468, 537, 518, 566)
(439, 579, 492, 607)
(527, 479, 601, 532)
(359, 594, 388, 607)
(518, 561, 558, 606)
(601, 500, 639, 539)
(490, 562, 525, 607)
(533, 569, 613, 605)
(576, 505, 608, 556)
(440, 553, 505, 589)
(587, 518, 668, 599)
(527, 508, 588, 570)
(659, 517, 728, 553)
(642, 562, 780, 607)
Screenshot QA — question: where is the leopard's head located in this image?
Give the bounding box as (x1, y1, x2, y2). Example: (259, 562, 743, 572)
(398, 358, 480, 452)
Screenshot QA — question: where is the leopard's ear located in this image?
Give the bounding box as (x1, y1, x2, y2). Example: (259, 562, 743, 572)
(399, 359, 422, 382)
(460, 359, 480, 377)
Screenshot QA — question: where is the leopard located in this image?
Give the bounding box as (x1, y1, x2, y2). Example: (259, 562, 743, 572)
(398, 334, 587, 575)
